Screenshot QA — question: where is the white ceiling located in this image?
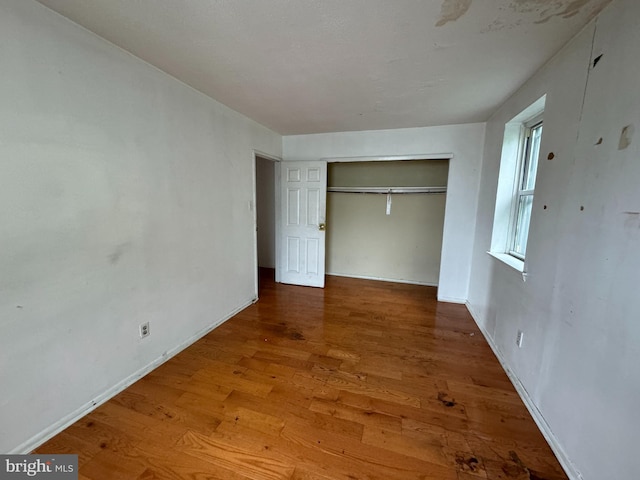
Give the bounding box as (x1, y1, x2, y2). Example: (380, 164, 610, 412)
(35, 0, 611, 135)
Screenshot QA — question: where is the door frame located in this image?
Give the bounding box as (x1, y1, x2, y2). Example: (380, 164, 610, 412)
(253, 150, 282, 300)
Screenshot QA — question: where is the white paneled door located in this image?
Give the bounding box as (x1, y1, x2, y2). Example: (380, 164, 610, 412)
(278, 161, 327, 287)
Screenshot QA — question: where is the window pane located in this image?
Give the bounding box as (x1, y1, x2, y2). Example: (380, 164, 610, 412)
(513, 194, 533, 257)
(522, 123, 542, 191)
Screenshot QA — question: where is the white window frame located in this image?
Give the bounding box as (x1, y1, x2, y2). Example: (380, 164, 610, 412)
(507, 114, 543, 261)
(489, 95, 546, 273)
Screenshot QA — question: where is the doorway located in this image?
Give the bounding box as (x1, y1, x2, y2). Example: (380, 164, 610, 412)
(255, 154, 278, 293)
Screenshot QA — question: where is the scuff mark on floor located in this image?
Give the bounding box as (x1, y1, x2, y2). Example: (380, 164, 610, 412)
(501, 451, 554, 480)
(263, 321, 306, 341)
(455, 452, 482, 472)
(437, 391, 457, 407)
(436, 0, 473, 27)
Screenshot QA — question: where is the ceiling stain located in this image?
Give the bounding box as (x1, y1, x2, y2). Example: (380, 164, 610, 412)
(510, 0, 612, 25)
(436, 0, 473, 27)
(32, 0, 615, 134)
(483, 0, 612, 32)
(481, 18, 524, 34)
(538, 0, 593, 24)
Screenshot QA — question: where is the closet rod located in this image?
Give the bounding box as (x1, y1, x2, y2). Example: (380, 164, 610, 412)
(327, 186, 446, 194)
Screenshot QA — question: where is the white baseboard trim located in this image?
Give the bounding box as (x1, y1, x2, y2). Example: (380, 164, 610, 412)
(437, 295, 466, 304)
(12, 298, 255, 454)
(326, 272, 438, 287)
(464, 302, 583, 480)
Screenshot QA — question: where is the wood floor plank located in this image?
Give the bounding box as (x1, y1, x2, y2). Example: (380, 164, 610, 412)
(309, 397, 403, 433)
(177, 430, 295, 480)
(132, 434, 256, 480)
(361, 425, 449, 467)
(281, 420, 457, 480)
(34, 269, 567, 480)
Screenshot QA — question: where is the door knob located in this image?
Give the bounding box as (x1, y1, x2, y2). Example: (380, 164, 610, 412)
(318, 223, 326, 231)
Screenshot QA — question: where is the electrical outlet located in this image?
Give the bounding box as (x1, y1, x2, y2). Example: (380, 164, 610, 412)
(140, 322, 150, 339)
(516, 330, 524, 348)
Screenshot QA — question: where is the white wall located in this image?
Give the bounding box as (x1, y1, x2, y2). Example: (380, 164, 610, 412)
(283, 124, 486, 302)
(467, 1, 640, 478)
(0, 1, 281, 453)
(256, 157, 276, 268)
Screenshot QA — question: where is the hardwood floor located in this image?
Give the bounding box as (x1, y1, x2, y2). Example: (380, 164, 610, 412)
(36, 270, 568, 480)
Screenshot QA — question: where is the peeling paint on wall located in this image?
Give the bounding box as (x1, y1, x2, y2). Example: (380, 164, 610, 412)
(436, 0, 473, 27)
(618, 124, 634, 150)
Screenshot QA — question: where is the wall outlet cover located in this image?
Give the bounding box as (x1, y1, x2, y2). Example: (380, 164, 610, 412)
(140, 322, 150, 338)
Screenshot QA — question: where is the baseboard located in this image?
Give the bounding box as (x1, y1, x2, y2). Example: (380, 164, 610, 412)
(326, 271, 438, 287)
(465, 302, 583, 480)
(436, 295, 466, 304)
(12, 298, 255, 454)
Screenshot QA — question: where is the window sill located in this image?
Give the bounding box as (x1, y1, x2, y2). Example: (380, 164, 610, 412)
(487, 251, 525, 273)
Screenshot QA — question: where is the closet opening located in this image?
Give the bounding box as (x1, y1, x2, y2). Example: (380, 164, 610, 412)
(326, 159, 449, 286)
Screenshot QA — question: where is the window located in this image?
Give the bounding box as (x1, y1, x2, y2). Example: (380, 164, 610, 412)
(490, 95, 545, 271)
(510, 116, 542, 259)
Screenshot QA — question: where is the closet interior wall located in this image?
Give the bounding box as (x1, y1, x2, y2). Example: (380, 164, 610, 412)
(326, 160, 448, 285)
